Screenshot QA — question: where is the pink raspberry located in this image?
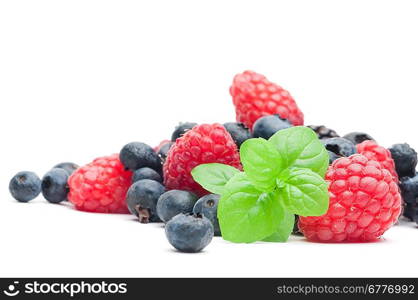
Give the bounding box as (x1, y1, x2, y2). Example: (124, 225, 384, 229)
(68, 154, 132, 213)
(299, 154, 402, 242)
(357, 140, 398, 182)
(230, 70, 304, 129)
(163, 123, 241, 196)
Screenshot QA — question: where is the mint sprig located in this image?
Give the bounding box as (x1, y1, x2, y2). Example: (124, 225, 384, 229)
(218, 173, 283, 243)
(263, 208, 295, 243)
(191, 126, 330, 243)
(191, 163, 240, 195)
(278, 167, 329, 216)
(240, 138, 282, 192)
(268, 126, 329, 177)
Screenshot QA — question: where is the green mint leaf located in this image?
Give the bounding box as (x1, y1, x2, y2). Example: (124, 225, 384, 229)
(191, 163, 240, 194)
(218, 173, 282, 243)
(263, 208, 295, 243)
(278, 167, 329, 216)
(240, 138, 282, 192)
(269, 126, 329, 177)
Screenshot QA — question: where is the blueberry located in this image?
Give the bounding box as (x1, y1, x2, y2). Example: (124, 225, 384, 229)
(389, 144, 418, 178)
(120, 142, 162, 172)
(343, 132, 375, 145)
(403, 204, 417, 222)
(53, 162, 79, 176)
(223, 122, 251, 148)
(126, 179, 165, 223)
(165, 213, 214, 253)
(399, 174, 418, 205)
(171, 122, 197, 141)
(252, 115, 292, 139)
(9, 171, 42, 202)
(132, 167, 162, 183)
(193, 194, 221, 236)
(321, 137, 356, 158)
(157, 141, 174, 162)
(156, 190, 198, 223)
(41, 168, 69, 203)
(307, 125, 339, 140)
(328, 150, 341, 164)
(293, 215, 302, 235)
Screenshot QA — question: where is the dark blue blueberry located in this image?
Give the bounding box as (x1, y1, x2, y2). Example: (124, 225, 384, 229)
(156, 190, 198, 223)
(307, 125, 339, 140)
(171, 122, 197, 141)
(399, 174, 418, 206)
(9, 171, 41, 202)
(223, 122, 251, 148)
(132, 167, 162, 183)
(293, 216, 302, 235)
(328, 151, 341, 164)
(343, 132, 375, 145)
(389, 144, 417, 178)
(193, 194, 221, 236)
(403, 204, 416, 222)
(120, 142, 162, 172)
(157, 141, 174, 162)
(126, 179, 165, 223)
(321, 137, 356, 158)
(41, 168, 69, 203)
(53, 162, 79, 176)
(165, 213, 214, 253)
(252, 115, 292, 139)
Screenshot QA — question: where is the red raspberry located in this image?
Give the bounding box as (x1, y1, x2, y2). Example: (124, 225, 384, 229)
(163, 123, 241, 196)
(230, 70, 304, 129)
(357, 140, 398, 182)
(299, 154, 402, 242)
(68, 154, 132, 213)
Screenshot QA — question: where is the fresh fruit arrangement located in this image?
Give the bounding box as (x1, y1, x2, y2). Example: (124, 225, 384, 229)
(8, 71, 417, 253)
(192, 126, 330, 243)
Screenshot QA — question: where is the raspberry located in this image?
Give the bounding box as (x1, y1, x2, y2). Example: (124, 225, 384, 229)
(163, 123, 241, 196)
(356, 140, 398, 182)
(68, 154, 132, 213)
(230, 70, 304, 129)
(299, 154, 402, 242)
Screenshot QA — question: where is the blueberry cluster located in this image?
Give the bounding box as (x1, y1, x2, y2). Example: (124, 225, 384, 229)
(118, 123, 224, 253)
(310, 129, 373, 164)
(8, 121, 227, 254)
(390, 144, 418, 224)
(9, 162, 78, 204)
(237, 116, 374, 166)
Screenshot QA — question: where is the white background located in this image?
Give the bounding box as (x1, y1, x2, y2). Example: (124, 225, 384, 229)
(1, 0, 418, 277)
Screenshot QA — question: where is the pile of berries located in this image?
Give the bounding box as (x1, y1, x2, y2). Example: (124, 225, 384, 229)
(9, 70, 417, 252)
